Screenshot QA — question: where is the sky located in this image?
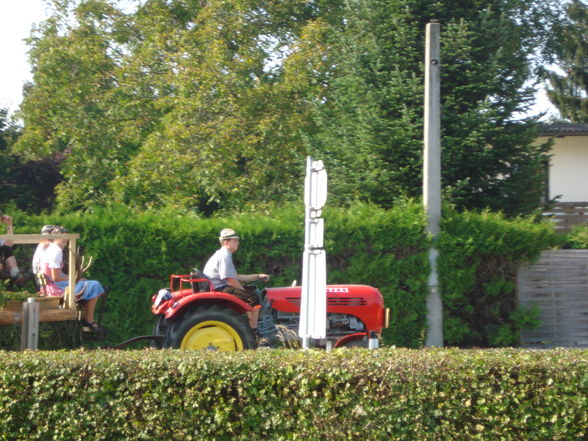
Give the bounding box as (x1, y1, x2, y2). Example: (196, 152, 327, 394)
(0, 0, 558, 120)
(0, 0, 51, 113)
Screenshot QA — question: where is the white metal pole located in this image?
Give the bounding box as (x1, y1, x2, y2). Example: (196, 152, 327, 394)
(423, 22, 443, 347)
(301, 157, 312, 349)
(20, 298, 39, 350)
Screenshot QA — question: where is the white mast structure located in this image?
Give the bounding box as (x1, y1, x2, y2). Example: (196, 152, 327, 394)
(299, 157, 328, 349)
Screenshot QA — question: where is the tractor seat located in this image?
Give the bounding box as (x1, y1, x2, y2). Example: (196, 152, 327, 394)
(190, 269, 213, 293)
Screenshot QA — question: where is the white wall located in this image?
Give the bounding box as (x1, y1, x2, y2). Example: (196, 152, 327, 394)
(539, 135, 588, 202)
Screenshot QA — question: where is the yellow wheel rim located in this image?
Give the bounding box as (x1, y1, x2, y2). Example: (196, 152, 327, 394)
(180, 320, 244, 351)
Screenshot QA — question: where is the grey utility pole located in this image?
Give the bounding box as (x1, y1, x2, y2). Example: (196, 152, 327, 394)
(423, 22, 443, 347)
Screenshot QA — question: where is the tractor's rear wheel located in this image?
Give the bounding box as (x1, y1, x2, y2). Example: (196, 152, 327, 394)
(163, 305, 256, 351)
(151, 315, 169, 349)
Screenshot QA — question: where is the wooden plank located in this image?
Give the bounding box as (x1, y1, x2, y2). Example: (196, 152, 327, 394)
(523, 294, 588, 299)
(522, 329, 588, 338)
(524, 334, 588, 342)
(529, 311, 586, 319)
(519, 284, 586, 290)
(0, 308, 77, 325)
(523, 342, 588, 348)
(541, 203, 588, 231)
(0, 233, 79, 244)
(525, 322, 588, 330)
(39, 308, 78, 323)
(0, 311, 22, 326)
(524, 329, 586, 337)
(521, 289, 588, 295)
(521, 297, 588, 304)
(522, 331, 588, 338)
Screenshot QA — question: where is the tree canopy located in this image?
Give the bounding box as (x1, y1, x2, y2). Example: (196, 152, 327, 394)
(308, 0, 560, 215)
(1, 108, 61, 213)
(545, 0, 588, 123)
(10, 0, 563, 216)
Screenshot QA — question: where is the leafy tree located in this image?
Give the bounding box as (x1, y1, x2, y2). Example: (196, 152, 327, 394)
(15, 0, 335, 213)
(0, 109, 19, 209)
(544, 0, 588, 122)
(14, 0, 563, 216)
(13, 0, 145, 211)
(306, 0, 561, 216)
(1, 108, 62, 213)
(110, 0, 322, 212)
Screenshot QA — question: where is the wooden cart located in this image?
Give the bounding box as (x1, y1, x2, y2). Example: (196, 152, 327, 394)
(0, 233, 81, 348)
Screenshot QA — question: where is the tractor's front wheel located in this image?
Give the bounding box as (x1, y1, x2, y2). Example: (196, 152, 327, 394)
(163, 305, 256, 351)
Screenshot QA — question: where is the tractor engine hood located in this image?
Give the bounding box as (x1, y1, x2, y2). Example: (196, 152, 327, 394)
(265, 284, 388, 333)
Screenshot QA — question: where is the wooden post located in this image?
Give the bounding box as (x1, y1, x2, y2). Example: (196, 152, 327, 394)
(67, 237, 77, 309)
(423, 22, 443, 347)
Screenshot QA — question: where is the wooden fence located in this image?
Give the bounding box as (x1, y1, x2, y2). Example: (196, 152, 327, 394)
(542, 201, 588, 232)
(517, 249, 588, 348)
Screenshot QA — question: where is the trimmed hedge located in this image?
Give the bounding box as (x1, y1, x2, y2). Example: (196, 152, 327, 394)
(438, 210, 560, 346)
(0, 348, 586, 440)
(5, 203, 559, 348)
(8, 203, 429, 348)
(564, 225, 588, 249)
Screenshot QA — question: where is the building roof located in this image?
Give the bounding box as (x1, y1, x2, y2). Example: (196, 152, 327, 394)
(540, 123, 588, 136)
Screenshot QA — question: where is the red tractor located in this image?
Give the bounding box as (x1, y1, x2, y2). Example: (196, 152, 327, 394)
(151, 272, 389, 350)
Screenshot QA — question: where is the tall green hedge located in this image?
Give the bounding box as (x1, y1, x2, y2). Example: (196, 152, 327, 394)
(0, 348, 586, 440)
(5, 203, 559, 348)
(438, 210, 560, 346)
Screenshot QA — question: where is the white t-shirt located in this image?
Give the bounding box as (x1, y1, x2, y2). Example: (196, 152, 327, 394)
(203, 247, 238, 289)
(32, 243, 50, 273)
(42, 243, 64, 270)
(0, 239, 5, 247)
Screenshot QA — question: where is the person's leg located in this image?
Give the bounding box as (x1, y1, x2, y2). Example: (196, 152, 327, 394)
(222, 286, 261, 329)
(248, 308, 260, 328)
(0, 246, 20, 278)
(77, 280, 105, 323)
(82, 297, 98, 323)
(0, 253, 27, 287)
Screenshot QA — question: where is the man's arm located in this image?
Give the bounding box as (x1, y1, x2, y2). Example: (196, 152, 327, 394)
(237, 274, 270, 284)
(226, 277, 247, 291)
(227, 275, 269, 291)
(1, 215, 14, 247)
(50, 267, 69, 282)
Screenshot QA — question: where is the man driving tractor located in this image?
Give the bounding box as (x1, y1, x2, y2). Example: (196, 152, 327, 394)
(203, 228, 269, 333)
